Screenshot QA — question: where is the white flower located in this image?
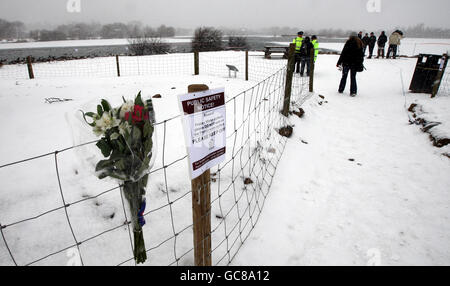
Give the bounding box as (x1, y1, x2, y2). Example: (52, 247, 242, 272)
(118, 121, 131, 137)
(93, 112, 118, 136)
(119, 100, 134, 119)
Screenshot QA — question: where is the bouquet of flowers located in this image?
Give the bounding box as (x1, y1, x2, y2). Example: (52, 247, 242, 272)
(81, 91, 155, 264)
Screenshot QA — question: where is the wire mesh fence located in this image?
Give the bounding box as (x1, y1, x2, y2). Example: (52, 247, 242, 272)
(0, 54, 311, 265)
(0, 50, 287, 83)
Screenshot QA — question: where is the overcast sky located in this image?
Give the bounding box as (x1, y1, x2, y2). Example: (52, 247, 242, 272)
(1, 0, 449, 30)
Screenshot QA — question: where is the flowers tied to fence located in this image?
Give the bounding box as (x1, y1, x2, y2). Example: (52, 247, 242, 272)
(81, 92, 156, 264)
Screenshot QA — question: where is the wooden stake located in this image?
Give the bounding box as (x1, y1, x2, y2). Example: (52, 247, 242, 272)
(309, 47, 315, 93)
(116, 55, 121, 77)
(245, 50, 249, 81)
(194, 51, 200, 75)
(188, 84, 212, 266)
(282, 43, 296, 117)
(26, 56, 34, 79)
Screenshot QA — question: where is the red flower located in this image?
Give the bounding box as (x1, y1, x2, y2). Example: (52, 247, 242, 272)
(125, 105, 149, 124)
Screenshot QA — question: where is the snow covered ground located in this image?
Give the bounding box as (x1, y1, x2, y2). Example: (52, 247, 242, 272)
(0, 49, 449, 266)
(232, 55, 450, 266)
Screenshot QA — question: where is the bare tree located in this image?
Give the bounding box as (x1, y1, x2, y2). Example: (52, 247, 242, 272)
(191, 27, 223, 52)
(128, 36, 171, 56)
(228, 34, 249, 50)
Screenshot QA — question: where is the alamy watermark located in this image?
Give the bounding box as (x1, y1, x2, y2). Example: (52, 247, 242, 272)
(366, 0, 382, 13)
(67, 0, 81, 13)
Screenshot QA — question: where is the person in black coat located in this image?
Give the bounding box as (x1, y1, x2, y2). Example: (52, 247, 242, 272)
(362, 33, 370, 56)
(358, 31, 363, 39)
(376, 31, 388, 58)
(367, 32, 377, 58)
(337, 33, 364, 96)
(298, 36, 314, 76)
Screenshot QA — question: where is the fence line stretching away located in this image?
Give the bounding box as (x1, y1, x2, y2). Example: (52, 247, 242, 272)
(0, 51, 289, 84)
(0, 50, 312, 265)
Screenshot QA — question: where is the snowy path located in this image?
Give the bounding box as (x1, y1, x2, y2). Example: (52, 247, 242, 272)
(232, 55, 450, 265)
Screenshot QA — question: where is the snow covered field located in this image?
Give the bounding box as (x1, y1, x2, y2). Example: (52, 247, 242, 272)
(0, 49, 449, 266)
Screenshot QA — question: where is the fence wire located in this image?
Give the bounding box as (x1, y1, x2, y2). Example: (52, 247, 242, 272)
(0, 51, 285, 81)
(0, 53, 311, 266)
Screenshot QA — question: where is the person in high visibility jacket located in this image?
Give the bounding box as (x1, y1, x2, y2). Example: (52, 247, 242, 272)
(311, 35, 319, 62)
(293, 31, 304, 73)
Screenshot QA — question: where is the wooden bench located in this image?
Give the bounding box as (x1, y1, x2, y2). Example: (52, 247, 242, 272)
(264, 46, 289, 59)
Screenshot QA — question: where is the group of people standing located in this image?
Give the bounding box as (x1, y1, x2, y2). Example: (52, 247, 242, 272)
(337, 30, 405, 97)
(292, 31, 319, 76)
(358, 30, 404, 59)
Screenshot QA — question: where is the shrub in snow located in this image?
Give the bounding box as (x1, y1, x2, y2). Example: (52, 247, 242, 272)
(128, 36, 171, 56)
(228, 35, 249, 50)
(191, 27, 223, 52)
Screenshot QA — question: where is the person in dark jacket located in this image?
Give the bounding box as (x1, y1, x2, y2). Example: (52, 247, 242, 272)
(362, 33, 370, 56)
(299, 36, 314, 76)
(337, 33, 364, 97)
(358, 31, 363, 39)
(367, 32, 377, 58)
(376, 31, 388, 58)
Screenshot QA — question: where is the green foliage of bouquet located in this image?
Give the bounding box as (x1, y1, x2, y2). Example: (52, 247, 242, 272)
(82, 91, 155, 264)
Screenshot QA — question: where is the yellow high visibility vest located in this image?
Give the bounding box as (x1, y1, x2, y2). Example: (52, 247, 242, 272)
(312, 39, 319, 61)
(292, 37, 303, 52)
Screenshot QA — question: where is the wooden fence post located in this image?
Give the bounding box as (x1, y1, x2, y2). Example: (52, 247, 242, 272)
(431, 54, 448, 98)
(194, 51, 200, 75)
(188, 84, 212, 266)
(26, 56, 34, 79)
(309, 47, 315, 93)
(245, 50, 249, 81)
(116, 55, 121, 77)
(282, 43, 296, 117)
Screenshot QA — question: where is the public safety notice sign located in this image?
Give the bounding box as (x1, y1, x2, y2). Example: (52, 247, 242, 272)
(178, 87, 226, 179)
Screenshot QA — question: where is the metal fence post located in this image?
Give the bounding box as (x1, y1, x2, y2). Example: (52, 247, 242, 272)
(282, 43, 296, 116)
(188, 84, 212, 266)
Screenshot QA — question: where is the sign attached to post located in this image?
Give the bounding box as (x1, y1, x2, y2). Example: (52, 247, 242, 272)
(179, 87, 226, 179)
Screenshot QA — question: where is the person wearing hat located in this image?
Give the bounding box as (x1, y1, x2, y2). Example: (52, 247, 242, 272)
(293, 31, 304, 73)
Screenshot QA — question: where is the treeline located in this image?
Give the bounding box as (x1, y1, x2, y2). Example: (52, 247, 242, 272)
(0, 19, 27, 40)
(30, 22, 177, 41)
(263, 24, 450, 39)
(0, 19, 179, 41)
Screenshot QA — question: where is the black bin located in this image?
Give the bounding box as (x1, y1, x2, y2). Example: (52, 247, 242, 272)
(409, 54, 448, 94)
